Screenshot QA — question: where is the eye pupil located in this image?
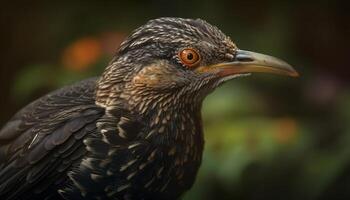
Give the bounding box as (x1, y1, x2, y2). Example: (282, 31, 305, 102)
(187, 53, 193, 60)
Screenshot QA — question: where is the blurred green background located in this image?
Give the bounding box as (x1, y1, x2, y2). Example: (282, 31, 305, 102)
(1, 0, 349, 199)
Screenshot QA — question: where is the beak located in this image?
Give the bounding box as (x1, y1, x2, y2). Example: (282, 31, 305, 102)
(198, 50, 299, 77)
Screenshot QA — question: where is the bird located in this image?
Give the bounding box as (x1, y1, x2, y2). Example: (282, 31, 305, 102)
(0, 17, 298, 200)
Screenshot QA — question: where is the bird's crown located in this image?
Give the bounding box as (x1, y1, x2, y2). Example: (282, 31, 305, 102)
(117, 17, 236, 57)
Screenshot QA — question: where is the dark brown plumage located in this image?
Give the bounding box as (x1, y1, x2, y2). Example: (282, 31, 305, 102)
(0, 17, 297, 200)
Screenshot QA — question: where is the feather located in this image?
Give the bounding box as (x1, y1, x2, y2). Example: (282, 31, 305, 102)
(0, 78, 104, 199)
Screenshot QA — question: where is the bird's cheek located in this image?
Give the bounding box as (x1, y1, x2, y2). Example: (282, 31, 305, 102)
(132, 68, 176, 89)
(132, 65, 162, 87)
(133, 74, 159, 87)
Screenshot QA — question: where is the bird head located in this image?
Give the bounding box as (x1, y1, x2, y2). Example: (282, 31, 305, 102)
(96, 17, 298, 112)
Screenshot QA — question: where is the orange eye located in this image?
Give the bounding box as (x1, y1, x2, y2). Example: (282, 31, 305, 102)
(178, 48, 201, 67)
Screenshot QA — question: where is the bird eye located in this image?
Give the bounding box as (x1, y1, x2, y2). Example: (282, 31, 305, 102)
(178, 48, 201, 68)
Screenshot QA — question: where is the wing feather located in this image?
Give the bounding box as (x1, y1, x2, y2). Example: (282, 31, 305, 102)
(0, 78, 105, 199)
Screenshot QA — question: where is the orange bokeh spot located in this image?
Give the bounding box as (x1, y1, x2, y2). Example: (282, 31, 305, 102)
(274, 118, 298, 144)
(62, 37, 102, 71)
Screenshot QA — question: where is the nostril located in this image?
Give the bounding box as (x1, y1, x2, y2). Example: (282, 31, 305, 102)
(236, 54, 254, 62)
